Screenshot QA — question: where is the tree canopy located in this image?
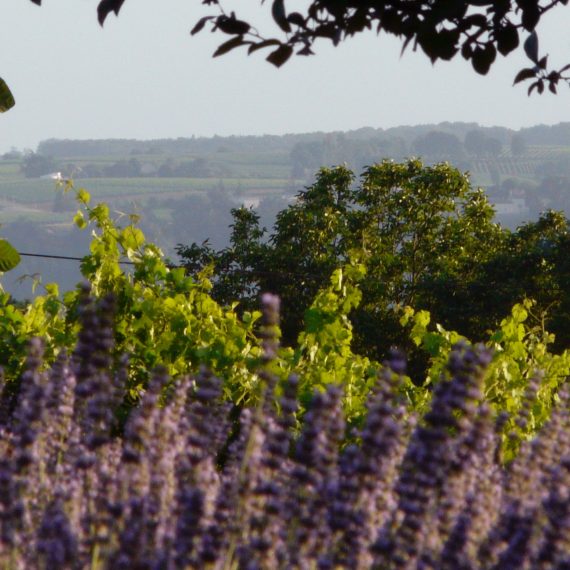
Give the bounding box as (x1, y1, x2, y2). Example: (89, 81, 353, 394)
(30, 0, 570, 94)
(176, 159, 570, 372)
(177, 159, 503, 362)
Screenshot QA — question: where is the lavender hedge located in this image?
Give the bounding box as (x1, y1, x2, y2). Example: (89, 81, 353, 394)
(0, 286, 569, 569)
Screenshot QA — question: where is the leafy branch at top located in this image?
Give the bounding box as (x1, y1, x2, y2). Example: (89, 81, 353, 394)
(28, 0, 570, 93)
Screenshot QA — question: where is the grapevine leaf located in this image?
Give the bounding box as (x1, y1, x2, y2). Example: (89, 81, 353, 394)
(77, 188, 91, 205)
(0, 239, 20, 272)
(74, 211, 87, 229)
(0, 78, 16, 113)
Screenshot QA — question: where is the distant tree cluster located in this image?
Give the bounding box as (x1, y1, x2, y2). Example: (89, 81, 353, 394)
(20, 152, 57, 178)
(156, 157, 211, 178)
(35, 124, 570, 162)
(464, 130, 503, 157)
(57, 157, 214, 179)
(290, 134, 408, 179)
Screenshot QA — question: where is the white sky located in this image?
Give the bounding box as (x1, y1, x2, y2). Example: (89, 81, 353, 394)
(2, 0, 570, 153)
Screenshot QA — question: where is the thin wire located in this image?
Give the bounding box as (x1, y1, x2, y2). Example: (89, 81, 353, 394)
(15, 251, 570, 287)
(11, 255, 570, 383)
(16, 251, 326, 277)
(18, 252, 136, 265)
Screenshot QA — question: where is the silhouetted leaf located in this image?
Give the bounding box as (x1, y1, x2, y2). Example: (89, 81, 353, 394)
(0, 78, 15, 113)
(461, 42, 473, 60)
(496, 24, 519, 56)
(0, 239, 20, 272)
(528, 80, 540, 95)
(472, 44, 496, 75)
(266, 45, 293, 67)
(216, 16, 250, 35)
(521, 4, 540, 31)
(464, 13, 487, 28)
(213, 36, 246, 57)
(191, 16, 213, 36)
(287, 12, 306, 28)
(524, 31, 539, 63)
(419, 29, 460, 62)
(248, 39, 281, 55)
(272, 0, 291, 33)
(513, 67, 537, 84)
(97, 0, 125, 26)
(297, 44, 314, 56)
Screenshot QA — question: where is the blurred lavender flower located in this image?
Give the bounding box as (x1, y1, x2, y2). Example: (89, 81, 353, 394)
(0, 292, 568, 570)
(286, 384, 345, 566)
(35, 496, 78, 569)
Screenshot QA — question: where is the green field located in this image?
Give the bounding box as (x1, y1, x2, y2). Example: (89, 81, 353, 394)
(0, 176, 294, 205)
(0, 178, 60, 204)
(0, 210, 70, 225)
(3, 135, 570, 248)
(72, 177, 292, 202)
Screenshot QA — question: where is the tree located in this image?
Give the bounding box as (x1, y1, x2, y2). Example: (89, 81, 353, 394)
(412, 131, 466, 162)
(177, 159, 502, 362)
(20, 152, 57, 178)
(30, 0, 570, 94)
(465, 130, 503, 157)
(421, 210, 570, 353)
(348, 160, 500, 363)
(177, 206, 269, 307)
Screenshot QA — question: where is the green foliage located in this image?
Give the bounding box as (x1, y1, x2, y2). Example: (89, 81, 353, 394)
(0, 78, 15, 113)
(0, 182, 569, 454)
(0, 187, 379, 424)
(291, 260, 379, 421)
(0, 187, 256, 403)
(0, 239, 20, 272)
(0, 283, 71, 380)
(179, 159, 501, 362)
(69, 187, 267, 402)
(424, 209, 570, 352)
(401, 298, 570, 460)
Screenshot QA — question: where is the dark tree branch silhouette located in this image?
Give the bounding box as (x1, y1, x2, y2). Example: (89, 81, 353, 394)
(28, 0, 570, 94)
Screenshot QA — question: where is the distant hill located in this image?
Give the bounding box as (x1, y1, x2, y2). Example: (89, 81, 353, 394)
(3, 121, 570, 299)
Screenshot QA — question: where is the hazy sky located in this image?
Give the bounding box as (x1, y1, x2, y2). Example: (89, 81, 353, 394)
(3, 0, 570, 153)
